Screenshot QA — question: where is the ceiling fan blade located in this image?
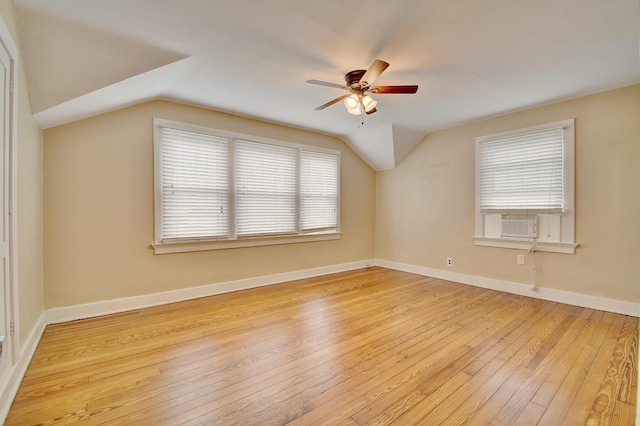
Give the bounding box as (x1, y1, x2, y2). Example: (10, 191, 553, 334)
(370, 85, 419, 94)
(306, 79, 348, 90)
(314, 95, 349, 110)
(360, 59, 390, 87)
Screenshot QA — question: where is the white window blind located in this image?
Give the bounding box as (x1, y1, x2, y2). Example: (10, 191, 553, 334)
(235, 140, 298, 237)
(160, 127, 229, 240)
(301, 150, 339, 232)
(154, 119, 341, 251)
(478, 127, 564, 214)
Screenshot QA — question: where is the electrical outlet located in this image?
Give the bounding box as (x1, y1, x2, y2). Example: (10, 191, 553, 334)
(517, 255, 525, 265)
(446, 257, 453, 267)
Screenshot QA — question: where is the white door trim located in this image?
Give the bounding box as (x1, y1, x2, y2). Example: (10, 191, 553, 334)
(0, 11, 20, 366)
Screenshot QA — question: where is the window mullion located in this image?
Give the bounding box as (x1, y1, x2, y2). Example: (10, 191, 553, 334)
(153, 120, 164, 243)
(228, 138, 237, 240)
(296, 148, 302, 235)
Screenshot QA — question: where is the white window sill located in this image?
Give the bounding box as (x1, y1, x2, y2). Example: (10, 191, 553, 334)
(152, 232, 342, 254)
(473, 236, 578, 254)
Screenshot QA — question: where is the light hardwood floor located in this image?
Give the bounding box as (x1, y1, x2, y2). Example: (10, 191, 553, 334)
(6, 267, 638, 425)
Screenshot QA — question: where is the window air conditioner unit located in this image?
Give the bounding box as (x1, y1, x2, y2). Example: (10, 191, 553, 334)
(501, 215, 537, 238)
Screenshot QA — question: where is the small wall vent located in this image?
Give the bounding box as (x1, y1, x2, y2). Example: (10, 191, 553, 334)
(501, 215, 537, 238)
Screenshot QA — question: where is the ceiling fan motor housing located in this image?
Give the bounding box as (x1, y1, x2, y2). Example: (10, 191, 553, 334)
(345, 70, 367, 88)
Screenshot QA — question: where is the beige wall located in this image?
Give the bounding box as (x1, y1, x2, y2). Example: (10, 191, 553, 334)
(0, 2, 45, 347)
(43, 101, 376, 308)
(376, 85, 640, 303)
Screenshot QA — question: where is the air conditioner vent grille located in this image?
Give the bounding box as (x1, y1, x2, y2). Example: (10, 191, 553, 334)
(501, 215, 537, 238)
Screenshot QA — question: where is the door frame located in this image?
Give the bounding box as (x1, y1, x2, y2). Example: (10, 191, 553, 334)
(0, 13, 20, 367)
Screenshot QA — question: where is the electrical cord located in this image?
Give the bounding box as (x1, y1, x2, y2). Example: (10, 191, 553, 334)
(529, 241, 538, 291)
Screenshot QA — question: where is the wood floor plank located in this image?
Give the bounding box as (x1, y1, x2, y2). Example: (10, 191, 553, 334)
(536, 321, 609, 424)
(4, 267, 637, 426)
(512, 401, 547, 425)
(464, 366, 533, 425)
(586, 315, 639, 425)
(560, 313, 626, 426)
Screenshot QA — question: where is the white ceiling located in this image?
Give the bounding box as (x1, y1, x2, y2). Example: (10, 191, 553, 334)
(14, 0, 640, 170)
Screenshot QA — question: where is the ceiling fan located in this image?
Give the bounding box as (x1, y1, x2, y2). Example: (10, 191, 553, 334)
(307, 59, 418, 115)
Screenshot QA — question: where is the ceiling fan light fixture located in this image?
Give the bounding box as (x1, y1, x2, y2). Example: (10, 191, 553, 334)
(346, 105, 362, 115)
(344, 93, 362, 115)
(344, 94, 360, 110)
(362, 95, 377, 113)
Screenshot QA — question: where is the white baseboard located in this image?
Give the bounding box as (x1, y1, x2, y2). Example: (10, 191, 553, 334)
(375, 259, 640, 317)
(0, 311, 46, 422)
(45, 260, 373, 324)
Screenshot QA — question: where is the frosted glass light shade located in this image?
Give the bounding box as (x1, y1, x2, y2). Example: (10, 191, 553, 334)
(344, 94, 359, 110)
(346, 105, 361, 115)
(362, 95, 377, 113)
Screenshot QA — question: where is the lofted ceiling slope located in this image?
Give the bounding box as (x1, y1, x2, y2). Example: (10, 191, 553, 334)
(14, 0, 640, 170)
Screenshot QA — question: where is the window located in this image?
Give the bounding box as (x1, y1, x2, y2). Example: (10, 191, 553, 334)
(474, 119, 577, 253)
(235, 140, 298, 237)
(158, 127, 229, 240)
(300, 150, 340, 232)
(153, 119, 340, 254)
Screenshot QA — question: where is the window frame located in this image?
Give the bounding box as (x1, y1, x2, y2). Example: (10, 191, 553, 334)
(473, 119, 577, 254)
(152, 118, 341, 254)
